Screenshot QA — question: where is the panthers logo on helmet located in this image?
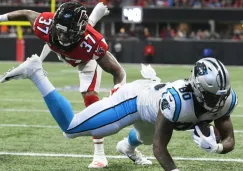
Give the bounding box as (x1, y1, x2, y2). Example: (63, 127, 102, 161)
(195, 62, 208, 76)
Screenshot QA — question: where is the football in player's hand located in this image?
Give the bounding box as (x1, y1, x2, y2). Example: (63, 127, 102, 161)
(194, 122, 221, 143)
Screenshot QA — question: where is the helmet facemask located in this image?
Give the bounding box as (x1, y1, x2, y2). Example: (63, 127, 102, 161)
(192, 79, 230, 113)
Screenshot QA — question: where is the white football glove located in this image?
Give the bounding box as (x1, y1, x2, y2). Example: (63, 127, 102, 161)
(0, 14, 8, 22)
(192, 125, 223, 153)
(88, 2, 110, 27)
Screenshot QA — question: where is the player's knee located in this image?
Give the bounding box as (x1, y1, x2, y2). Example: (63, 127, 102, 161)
(63, 132, 76, 139)
(82, 91, 99, 107)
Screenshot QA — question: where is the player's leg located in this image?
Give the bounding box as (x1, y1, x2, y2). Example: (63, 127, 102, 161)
(116, 121, 153, 165)
(0, 55, 139, 138)
(0, 55, 75, 132)
(78, 60, 107, 168)
(63, 90, 140, 137)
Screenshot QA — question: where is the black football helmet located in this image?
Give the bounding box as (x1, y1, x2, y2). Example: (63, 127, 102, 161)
(51, 2, 88, 46)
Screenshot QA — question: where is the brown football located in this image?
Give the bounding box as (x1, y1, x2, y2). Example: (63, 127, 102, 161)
(194, 122, 221, 143)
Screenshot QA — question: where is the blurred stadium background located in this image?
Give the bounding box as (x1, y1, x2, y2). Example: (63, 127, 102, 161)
(1, 0, 243, 64)
(0, 0, 243, 171)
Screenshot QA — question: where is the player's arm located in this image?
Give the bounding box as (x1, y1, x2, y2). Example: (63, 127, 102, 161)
(0, 10, 40, 26)
(40, 44, 52, 61)
(96, 51, 126, 85)
(88, 2, 109, 27)
(214, 116, 235, 154)
(213, 89, 237, 154)
(153, 110, 178, 171)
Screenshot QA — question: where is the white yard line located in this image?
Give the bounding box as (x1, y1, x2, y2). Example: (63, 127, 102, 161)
(0, 151, 242, 163)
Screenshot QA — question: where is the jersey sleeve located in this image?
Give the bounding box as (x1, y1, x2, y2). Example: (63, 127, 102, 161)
(224, 89, 238, 116)
(92, 38, 108, 59)
(33, 12, 53, 42)
(159, 88, 181, 122)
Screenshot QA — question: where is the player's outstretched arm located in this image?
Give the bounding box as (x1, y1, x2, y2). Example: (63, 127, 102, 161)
(97, 51, 126, 85)
(153, 110, 179, 171)
(39, 44, 52, 61)
(0, 10, 40, 26)
(88, 2, 109, 27)
(214, 116, 235, 154)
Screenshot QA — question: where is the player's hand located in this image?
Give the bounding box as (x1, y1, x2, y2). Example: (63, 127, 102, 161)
(94, 2, 110, 16)
(110, 84, 121, 95)
(88, 2, 110, 27)
(192, 126, 222, 153)
(0, 14, 8, 22)
(96, 2, 110, 16)
(140, 64, 160, 82)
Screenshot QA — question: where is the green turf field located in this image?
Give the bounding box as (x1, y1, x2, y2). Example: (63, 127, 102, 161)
(0, 62, 242, 171)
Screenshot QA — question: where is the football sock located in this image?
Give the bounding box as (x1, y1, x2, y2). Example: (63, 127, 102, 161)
(84, 95, 105, 156)
(93, 138, 105, 156)
(30, 69, 55, 97)
(30, 70, 74, 132)
(128, 128, 142, 147)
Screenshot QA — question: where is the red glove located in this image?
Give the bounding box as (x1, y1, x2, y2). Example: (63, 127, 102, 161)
(110, 84, 122, 95)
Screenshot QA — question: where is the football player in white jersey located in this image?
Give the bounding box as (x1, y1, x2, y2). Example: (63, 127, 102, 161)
(0, 56, 237, 171)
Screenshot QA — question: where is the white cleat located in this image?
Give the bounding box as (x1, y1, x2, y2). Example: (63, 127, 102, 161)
(116, 138, 152, 165)
(0, 54, 43, 83)
(88, 155, 108, 168)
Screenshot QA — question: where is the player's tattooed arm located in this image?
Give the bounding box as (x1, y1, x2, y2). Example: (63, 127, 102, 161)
(153, 110, 177, 171)
(214, 116, 235, 154)
(97, 51, 126, 85)
(7, 10, 40, 26)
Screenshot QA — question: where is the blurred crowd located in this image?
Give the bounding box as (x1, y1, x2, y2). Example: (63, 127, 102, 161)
(0, 0, 243, 8)
(1, 22, 243, 41)
(1, 0, 243, 41)
(116, 0, 243, 8)
(115, 23, 243, 40)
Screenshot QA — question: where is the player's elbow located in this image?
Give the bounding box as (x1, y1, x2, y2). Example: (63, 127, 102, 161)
(222, 145, 234, 154)
(112, 65, 126, 85)
(228, 144, 235, 153)
(118, 67, 126, 83)
(221, 137, 235, 154)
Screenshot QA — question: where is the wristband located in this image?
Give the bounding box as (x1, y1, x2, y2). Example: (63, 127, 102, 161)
(216, 143, 223, 154)
(171, 169, 180, 171)
(0, 14, 8, 22)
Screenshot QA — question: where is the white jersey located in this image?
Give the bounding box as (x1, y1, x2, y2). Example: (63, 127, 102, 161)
(132, 79, 237, 130)
(63, 78, 237, 138)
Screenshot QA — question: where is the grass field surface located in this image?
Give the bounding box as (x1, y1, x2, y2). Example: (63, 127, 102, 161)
(0, 62, 242, 171)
